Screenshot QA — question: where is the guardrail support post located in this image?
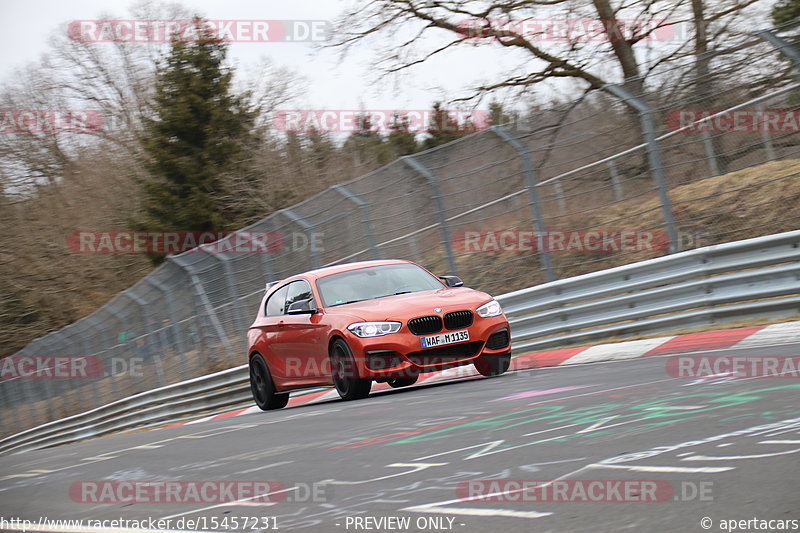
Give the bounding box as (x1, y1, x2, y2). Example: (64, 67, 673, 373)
(603, 84, 680, 253)
(332, 184, 379, 260)
(491, 125, 556, 282)
(281, 209, 321, 269)
(402, 155, 459, 275)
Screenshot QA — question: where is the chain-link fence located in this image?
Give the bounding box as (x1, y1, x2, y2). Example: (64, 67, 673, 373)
(3, 25, 800, 437)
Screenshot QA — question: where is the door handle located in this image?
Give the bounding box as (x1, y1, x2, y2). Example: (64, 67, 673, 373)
(277, 321, 285, 329)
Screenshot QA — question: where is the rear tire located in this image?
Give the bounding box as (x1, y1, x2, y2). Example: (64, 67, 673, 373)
(249, 354, 290, 410)
(331, 339, 372, 400)
(474, 354, 511, 377)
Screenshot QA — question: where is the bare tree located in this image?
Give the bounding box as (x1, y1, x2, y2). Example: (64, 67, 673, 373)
(331, 0, 769, 104)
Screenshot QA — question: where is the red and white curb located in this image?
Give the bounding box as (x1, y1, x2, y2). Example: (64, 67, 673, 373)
(166, 320, 800, 428)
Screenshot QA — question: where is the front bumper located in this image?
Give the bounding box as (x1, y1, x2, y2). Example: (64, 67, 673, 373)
(347, 316, 511, 380)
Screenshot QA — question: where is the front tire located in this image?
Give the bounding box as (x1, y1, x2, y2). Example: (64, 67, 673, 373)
(249, 354, 290, 410)
(474, 354, 511, 377)
(331, 339, 372, 400)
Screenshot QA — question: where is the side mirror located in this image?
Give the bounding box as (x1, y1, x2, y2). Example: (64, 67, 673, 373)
(439, 275, 463, 288)
(286, 299, 318, 315)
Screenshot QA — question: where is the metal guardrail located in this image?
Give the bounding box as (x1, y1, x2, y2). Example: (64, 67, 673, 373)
(1, 230, 798, 456)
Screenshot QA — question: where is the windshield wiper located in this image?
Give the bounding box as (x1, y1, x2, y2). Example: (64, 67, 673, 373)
(375, 291, 414, 299)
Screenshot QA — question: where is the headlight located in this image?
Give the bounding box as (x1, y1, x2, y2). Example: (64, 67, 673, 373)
(477, 299, 503, 318)
(347, 321, 402, 337)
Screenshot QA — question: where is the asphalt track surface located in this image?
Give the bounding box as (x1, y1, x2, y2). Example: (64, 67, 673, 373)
(1, 343, 799, 533)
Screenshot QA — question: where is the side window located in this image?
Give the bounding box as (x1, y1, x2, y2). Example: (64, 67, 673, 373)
(265, 284, 289, 316)
(284, 280, 315, 312)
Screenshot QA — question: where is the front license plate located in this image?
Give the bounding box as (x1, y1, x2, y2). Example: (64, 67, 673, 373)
(421, 329, 469, 348)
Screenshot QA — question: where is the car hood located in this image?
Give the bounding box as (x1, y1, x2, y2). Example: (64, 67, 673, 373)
(322, 287, 495, 322)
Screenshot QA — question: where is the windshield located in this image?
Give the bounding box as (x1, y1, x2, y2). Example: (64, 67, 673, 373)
(316, 264, 445, 307)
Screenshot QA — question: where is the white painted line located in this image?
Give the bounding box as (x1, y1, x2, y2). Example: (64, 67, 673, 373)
(320, 462, 448, 485)
(159, 487, 290, 520)
(682, 448, 800, 461)
(404, 506, 552, 518)
(184, 415, 217, 425)
(593, 464, 735, 473)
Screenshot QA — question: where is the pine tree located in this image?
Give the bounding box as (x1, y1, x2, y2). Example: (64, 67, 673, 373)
(422, 102, 474, 150)
(773, 0, 800, 24)
(387, 112, 419, 157)
(137, 18, 256, 244)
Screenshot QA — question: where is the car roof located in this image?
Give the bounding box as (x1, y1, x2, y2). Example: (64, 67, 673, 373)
(300, 259, 414, 280)
(264, 259, 418, 295)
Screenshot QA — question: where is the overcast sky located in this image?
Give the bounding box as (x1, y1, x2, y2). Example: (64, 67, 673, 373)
(0, 0, 526, 113)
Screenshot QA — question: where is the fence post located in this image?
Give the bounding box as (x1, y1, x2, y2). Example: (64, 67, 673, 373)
(0, 373, 24, 433)
(553, 179, 567, 213)
(701, 130, 721, 177)
(401, 155, 459, 275)
(79, 319, 102, 407)
(62, 324, 84, 407)
(33, 335, 58, 422)
(607, 159, 624, 201)
(756, 103, 777, 161)
(257, 226, 276, 282)
(105, 301, 141, 395)
(491, 125, 556, 282)
(332, 184, 379, 260)
(86, 313, 121, 398)
(756, 30, 800, 160)
(210, 250, 249, 349)
(169, 255, 234, 357)
(145, 277, 188, 379)
(122, 289, 165, 387)
(603, 84, 680, 253)
(756, 29, 800, 83)
(281, 209, 321, 269)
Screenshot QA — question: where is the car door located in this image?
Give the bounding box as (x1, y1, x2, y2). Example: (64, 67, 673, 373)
(272, 279, 329, 384)
(255, 284, 290, 381)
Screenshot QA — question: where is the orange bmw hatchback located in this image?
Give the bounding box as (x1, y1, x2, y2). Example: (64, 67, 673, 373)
(247, 259, 511, 410)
